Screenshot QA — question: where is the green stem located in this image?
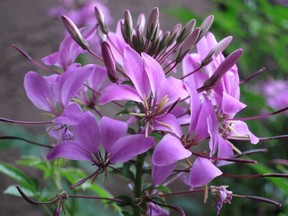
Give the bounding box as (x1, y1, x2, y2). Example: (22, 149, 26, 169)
(133, 154, 146, 216)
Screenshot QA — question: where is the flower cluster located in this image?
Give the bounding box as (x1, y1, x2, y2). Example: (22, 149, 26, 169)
(4, 5, 288, 216)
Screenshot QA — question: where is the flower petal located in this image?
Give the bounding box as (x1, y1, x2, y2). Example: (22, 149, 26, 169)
(57, 64, 93, 106)
(47, 141, 92, 161)
(99, 84, 142, 104)
(222, 91, 246, 116)
(189, 157, 222, 188)
(124, 46, 151, 98)
(153, 114, 182, 138)
(100, 116, 128, 152)
(72, 111, 100, 153)
(142, 52, 165, 97)
(152, 134, 191, 166)
(53, 102, 84, 125)
(24, 71, 55, 112)
(152, 163, 176, 186)
(109, 135, 154, 163)
(230, 120, 259, 144)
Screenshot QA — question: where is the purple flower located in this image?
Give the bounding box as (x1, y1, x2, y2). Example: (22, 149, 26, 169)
(263, 78, 288, 114)
(152, 134, 191, 185)
(42, 28, 95, 70)
(189, 157, 222, 188)
(49, 0, 112, 28)
(210, 185, 232, 215)
(47, 111, 155, 165)
(100, 46, 188, 137)
(24, 63, 94, 125)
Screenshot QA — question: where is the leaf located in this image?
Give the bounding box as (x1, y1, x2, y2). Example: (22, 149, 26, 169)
(4, 184, 35, 197)
(0, 162, 38, 193)
(248, 163, 288, 192)
(17, 156, 53, 179)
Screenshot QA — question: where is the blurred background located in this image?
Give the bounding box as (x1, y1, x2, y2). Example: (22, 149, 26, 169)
(0, 0, 288, 215)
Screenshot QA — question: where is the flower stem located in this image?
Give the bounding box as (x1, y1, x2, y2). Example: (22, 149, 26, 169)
(134, 153, 146, 215)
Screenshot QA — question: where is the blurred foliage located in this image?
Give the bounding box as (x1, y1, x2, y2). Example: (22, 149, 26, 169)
(166, 0, 288, 215)
(166, 0, 288, 79)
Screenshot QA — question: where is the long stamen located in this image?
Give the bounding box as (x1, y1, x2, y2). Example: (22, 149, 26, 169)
(12, 44, 60, 74)
(227, 106, 288, 121)
(0, 117, 52, 125)
(0, 136, 52, 149)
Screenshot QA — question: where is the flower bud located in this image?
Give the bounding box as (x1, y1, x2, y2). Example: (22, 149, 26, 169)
(146, 7, 159, 40)
(197, 15, 214, 43)
(201, 48, 243, 90)
(176, 19, 196, 43)
(62, 15, 89, 50)
(136, 13, 146, 33)
(167, 23, 182, 47)
(124, 10, 133, 40)
(95, 6, 108, 34)
(101, 42, 118, 83)
(176, 27, 200, 63)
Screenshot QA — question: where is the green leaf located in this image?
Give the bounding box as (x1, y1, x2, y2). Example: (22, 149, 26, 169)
(248, 163, 288, 192)
(0, 162, 38, 193)
(17, 156, 52, 179)
(4, 184, 35, 197)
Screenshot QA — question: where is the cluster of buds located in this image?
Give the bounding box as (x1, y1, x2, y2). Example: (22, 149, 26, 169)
(3, 4, 288, 216)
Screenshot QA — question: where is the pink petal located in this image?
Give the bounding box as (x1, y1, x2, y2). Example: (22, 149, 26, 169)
(109, 135, 154, 163)
(53, 102, 84, 125)
(47, 141, 92, 161)
(142, 52, 165, 97)
(72, 111, 100, 153)
(230, 121, 259, 144)
(189, 157, 222, 188)
(100, 116, 128, 152)
(24, 71, 55, 112)
(153, 114, 182, 138)
(222, 92, 246, 116)
(99, 84, 142, 105)
(124, 47, 151, 99)
(152, 134, 191, 166)
(58, 64, 93, 106)
(152, 163, 175, 186)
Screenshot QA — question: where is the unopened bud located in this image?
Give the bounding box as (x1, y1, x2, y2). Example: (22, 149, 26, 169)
(197, 15, 214, 43)
(137, 13, 146, 33)
(157, 31, 170, 53)
(146, 7, 159, 40)
(214, 36, 233, 56)
(120, 21, 130, 43)
(95, 7, 108, 34)
(176, 28, 200, 63)
(201, 36, 233, 66)
(203, 48, 243, 89)
(176, 19, 196, 43)
(124, 10, 133, 39)
(62, 15, 89, 50)
(167, 24, 182, 47)
(101, 42, 118, 83)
